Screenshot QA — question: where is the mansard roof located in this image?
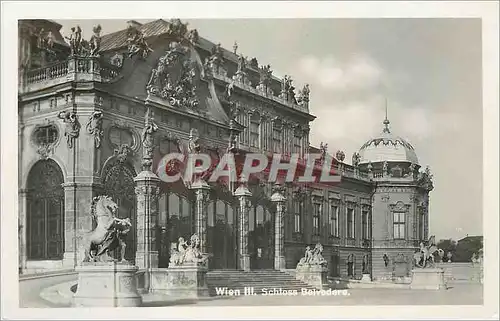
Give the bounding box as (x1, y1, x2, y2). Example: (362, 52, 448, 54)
(99, 19, 287, 86)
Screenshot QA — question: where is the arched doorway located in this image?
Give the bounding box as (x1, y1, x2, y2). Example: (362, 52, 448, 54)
(26, 159, 64, 260)
(103, 163, 136, 262)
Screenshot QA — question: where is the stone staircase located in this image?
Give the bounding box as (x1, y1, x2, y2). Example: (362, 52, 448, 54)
(206, 270, 318, 296)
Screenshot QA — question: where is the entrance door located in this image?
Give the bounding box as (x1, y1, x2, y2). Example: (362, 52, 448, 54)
(330, 253, 340, 277)
(26, 159, 64, 260)
(249, 205, 274, 269)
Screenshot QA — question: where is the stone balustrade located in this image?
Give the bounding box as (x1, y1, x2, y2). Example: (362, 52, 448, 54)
(21, 56, 121, 94)
(211, 71, 310, 113)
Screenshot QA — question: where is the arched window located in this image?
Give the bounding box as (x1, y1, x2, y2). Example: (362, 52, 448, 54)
(26, 159, 64, 260)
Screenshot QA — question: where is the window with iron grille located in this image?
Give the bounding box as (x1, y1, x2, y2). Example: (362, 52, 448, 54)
(393, 212, 406, 239)
(347, 208, 354, 238)
(330, 204, 339, 236)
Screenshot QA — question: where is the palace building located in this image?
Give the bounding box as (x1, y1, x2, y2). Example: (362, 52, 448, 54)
(18, 19, 434, 281)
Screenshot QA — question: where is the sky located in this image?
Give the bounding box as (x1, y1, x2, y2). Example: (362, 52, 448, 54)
(57, 18, 483, 241)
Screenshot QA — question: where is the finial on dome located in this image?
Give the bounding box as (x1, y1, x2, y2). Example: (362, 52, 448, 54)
(383, 97, 390, 133)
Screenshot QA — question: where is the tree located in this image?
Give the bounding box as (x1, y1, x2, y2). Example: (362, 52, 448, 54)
(437, 239, 457, 262)
(454, 237, 483, 262)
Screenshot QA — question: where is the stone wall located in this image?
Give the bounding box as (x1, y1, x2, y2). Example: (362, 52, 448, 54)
(435, 262, 483, 284)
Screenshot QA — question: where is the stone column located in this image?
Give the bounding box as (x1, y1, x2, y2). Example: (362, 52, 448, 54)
(134, 173, 161, 270)
(190, 179, 211, 254)
(234, 179, 252, 272)
(271, 183, 286, 270)
(135, 105, 160, 292)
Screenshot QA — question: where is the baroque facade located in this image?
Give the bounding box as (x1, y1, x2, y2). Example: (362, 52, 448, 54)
(18, 19, 434, 281)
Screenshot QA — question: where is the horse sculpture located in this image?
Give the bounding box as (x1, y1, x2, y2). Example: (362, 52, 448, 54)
(79, 195, 132, 263)
(413, 235, 438, 268)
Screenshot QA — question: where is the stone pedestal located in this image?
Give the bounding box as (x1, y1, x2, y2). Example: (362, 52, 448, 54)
(410, 268, 447, 290)
(72, 263, 142, 307)
(295, 265, 329, 290)
(158, 264, 209, 298)
(361, 273, 372, 282)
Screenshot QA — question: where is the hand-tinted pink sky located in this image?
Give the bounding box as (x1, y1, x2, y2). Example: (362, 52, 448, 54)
(57, 18, 483, 241)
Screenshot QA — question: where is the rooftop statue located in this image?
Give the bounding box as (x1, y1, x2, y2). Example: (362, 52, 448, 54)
(413, 235, 438, 268)
(126, 25, 153, 59)
(89, 24, 102, 56)
(79, 195, 133, 263)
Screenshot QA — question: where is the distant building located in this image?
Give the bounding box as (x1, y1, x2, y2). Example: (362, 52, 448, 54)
(18, 19, 434, 281)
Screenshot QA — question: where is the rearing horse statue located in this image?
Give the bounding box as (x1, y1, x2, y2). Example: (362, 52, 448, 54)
(79, 195, 132, 263)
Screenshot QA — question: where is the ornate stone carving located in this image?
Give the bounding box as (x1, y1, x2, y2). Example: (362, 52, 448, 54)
(382, 161, 388, 176)
(89, 24, 102, 56)
(114, 144, 132, 164)
(407, 163, 417, 179)
(296, 243, 327, 268)
(65, 26, 83, 56)
(57, 111, 80, 149)
(233, 55, 250, 85)
(249, 57, 259, 69)
(65, 25, 102, 57)
(204, 43, 224, 76)
(390, 165, 403, 178)
(169, 234, 209, 266)
(141, 108, 159, 171)
(413, 235, 438, 268)
(381, 194, 390, 202)
(187, 29, 199, 44)
(352, 152, 361, 167)
(296, 84, 310, 107)
(319, 142, 328, 160)
(110, 53, 124, 68)
(257, 64, 273, 94)
(146, 42, 199, 109)
(79, 195, 132, 263)
(126, 24, 153, 59)
(166, 19, 189, 38)
(31, 123, 59, 159)
(188, 128, 201, 153)
(280, 75, 296, 104)
(389, 201, 410, 212)
(336, 150, 345, 162)
(417, 166, 434, 190)
(85, 110, 103, 148)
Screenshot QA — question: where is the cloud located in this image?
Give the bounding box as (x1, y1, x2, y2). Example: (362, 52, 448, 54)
(297, 54, 385, 92)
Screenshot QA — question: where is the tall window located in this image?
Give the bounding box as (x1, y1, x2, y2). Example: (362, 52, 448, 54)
(272, 128, 282, 153)
(312, 203, 321, 235)
(420, 212, 425, 240)
(346, 208, 354, 238)
(249, 118, 260, 148)
(362, 211, 368, 240)
(393, 212, 406, 239)
(329, 204, 339, 236)
(293, 134, 302, 155)
(294, 201, 301, 233)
